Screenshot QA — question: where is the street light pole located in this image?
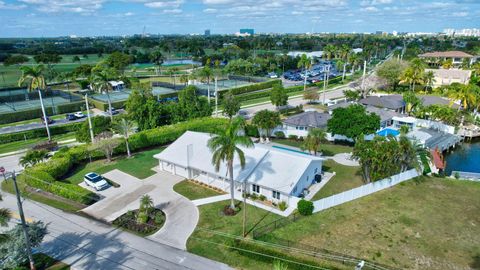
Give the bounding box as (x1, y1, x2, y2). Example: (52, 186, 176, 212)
(12, 171, 37, 270)
(215, 77, 218, 117)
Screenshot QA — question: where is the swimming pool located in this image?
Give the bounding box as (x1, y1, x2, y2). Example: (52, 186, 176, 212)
(272, 145, 310, 155)
(377, 128, 400, 137)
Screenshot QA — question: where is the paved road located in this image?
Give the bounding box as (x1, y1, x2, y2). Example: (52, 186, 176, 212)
(1, 192, 231, 270)
(0, 109, 125, 135)
(0, 153, 24, 172)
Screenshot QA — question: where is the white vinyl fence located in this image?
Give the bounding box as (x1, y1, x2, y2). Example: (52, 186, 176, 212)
(313, 169, 419, 213)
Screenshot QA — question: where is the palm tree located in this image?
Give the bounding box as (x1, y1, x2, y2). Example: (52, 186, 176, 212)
(150, 49, 164, 75)
(199, 66, 213, 103)
(208, 117, 254, 210)
(323, 44, 336, 60)
(19, 149, 49, 168)
(18, 65, 51, 140)
(448, 84, 477, 111)
(179, 74, 189, 86)
(297, 54, 311, 92)
(339, 44, 351, 61)
(423, 71, 435, 92)
(301, 128, 327, 156)
(92, 67, 117, 120)
(137, 194, 154, 224)
(0, 194, 11, 244)
(112, 118, 137, 158)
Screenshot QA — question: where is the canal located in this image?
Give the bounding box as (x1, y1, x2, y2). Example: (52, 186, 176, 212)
(445, 139, 480, 175)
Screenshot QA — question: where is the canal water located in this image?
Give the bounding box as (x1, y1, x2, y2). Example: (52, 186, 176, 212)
(444, 139, 480, 175)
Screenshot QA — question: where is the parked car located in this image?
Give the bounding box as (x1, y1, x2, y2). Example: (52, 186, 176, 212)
(41, 116, 54, 124)
(106, 107, 120, 115)
(84, 172, 110, 191)
(73, 111, 85, 118)
(65, 113, 76, 121)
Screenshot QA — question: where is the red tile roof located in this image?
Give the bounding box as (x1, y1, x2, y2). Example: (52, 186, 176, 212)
(419, 51, 473, 58)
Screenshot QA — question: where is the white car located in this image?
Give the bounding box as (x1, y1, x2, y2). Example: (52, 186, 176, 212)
(84, 172, 110, 191)
(74, 111, 85, 118)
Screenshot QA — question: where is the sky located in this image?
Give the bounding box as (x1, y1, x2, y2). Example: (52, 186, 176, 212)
(0, 0, 478, 37)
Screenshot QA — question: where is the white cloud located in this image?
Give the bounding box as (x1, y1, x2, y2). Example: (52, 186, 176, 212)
(0, 0, 26, 10)
(124, 12, 134, 16)
(19, 0, 104, 14)
(144, 1, 183, 8)
(203, 8, 217, 13)
(361, 6, 379, 12)
(291, 11, 303, 15)
(452, 11, 468, 17)
(163, 8, 182, 13)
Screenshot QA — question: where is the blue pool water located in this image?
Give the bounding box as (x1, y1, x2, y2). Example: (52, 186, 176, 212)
(272, 145, 310, 155)
(445, 140, 480, 175)
(377, 128, 400, 137)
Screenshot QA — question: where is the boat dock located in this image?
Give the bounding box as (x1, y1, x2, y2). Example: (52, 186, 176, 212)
(451, 171, 480, 181)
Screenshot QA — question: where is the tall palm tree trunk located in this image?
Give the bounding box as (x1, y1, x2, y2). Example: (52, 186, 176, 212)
(242, 179, 247, 237)
(303, 68, 307, 91)
(125, 136, 131, 158)
(207, 78, 211, 104)
(106, 91, 113, 121)
(228, 160, 235, 210)
(38, 88, 51, 141)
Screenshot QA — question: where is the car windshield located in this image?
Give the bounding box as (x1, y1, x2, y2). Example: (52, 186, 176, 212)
(87, 173, 103, 183)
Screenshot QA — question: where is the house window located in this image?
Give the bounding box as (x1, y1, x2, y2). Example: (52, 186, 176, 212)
(272, 190, 280, 200)
(252, 184, 260, 193)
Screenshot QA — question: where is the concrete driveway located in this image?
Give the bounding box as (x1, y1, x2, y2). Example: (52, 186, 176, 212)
(81, 169, 199, 250)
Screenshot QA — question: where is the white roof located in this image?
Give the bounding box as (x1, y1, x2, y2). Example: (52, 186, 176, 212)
(154, 131, 323, 194)
(109, 80, 125, 87)
(393, 116, 416, 123)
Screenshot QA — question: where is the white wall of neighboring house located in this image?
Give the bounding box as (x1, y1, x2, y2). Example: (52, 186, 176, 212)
(415, 119, 456, 134)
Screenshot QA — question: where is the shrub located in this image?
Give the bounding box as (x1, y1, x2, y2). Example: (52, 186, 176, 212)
(274, 131, 285, 139)
(76, 116, 112, 143)
(259, 194, 266, 201)
(250, 193, 258, 200)
(32, 140, 58, 151)
(297, 199, 314, 216)
(278, 201, 288, 211)
(154, 212, 165, 224)
(244, 124, 259, 137)
(0, 122, 81, 143)
(288, 135, 298, 141)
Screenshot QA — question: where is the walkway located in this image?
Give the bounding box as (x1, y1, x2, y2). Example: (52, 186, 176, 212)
(304, 171, 335, 200)
(328, 153, 359, 166)
(81, 169, 199, 250)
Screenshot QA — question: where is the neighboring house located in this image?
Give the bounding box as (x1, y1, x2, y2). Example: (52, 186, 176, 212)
(419, 95, 460, 109)
(365, 106, 403, 128)
(425, 68, 472, 87)
(109, 81, 125, 91)
(280, 110, 331, 138)
(359, 95, 406, 113)
(154, 131, 324, 203)
(418, 51, 475, 67)
(407, 128, 461, 151)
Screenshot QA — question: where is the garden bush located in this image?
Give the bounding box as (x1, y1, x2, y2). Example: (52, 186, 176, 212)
(297, 199, 314, 216)
(288, 135, 298, 140)
(278, 201, 288, 211)
(259, 195, 266, 201)
(245, 124, 260, 137)
(0, 122, 81, 143)
(274, 131, 285, 139)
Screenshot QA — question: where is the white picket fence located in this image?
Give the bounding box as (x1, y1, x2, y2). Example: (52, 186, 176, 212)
(313, 169, 419, 213)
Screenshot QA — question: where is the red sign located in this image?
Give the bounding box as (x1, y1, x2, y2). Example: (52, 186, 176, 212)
(0, 167, 4, 173)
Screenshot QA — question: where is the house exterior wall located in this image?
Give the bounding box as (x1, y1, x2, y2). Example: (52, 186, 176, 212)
(290, 160, 323, 197)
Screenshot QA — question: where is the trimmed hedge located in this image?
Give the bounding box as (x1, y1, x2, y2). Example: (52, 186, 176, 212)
(218, 79, 281, 98)
(0, 122, 82, 143)
(88, 97, 126, 111)
(0, 107, 54, 125)
(297, 199, 314, 216)
(56, 101, 85, 114)
(18, 117, 228, 204)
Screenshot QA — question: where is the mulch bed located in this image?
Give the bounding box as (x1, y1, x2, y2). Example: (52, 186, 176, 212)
(112, 208, 165, 236)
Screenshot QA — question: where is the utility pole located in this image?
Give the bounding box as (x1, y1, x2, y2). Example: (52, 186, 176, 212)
(242, 179, 247, 237)
(215, 77, 218, 117)
(12, 172, 36, 270)
(322, 71, 327, 105)
(85, 94, 94, 142)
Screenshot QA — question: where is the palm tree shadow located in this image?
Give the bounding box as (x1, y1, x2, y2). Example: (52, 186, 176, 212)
(41, 228, 133, 269)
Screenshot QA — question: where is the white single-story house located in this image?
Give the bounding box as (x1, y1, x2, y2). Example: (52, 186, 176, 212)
(425, 68, 471, 87)
(154, 131, 324, 204)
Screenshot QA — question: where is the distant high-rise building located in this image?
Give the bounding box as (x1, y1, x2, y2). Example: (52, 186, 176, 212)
(204, 29, 211, 36)
(239, 28, 254, 35)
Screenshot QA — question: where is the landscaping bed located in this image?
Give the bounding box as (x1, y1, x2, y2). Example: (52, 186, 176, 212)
(173, 179, 225, 200)
(112, 208, 166, 236)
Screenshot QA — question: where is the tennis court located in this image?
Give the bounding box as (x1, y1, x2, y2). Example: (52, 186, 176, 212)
(153, 87, 177, 96)
(0, 96, 74, 113)
(194, 79, 252, 91)
(90, 90, 131, 103)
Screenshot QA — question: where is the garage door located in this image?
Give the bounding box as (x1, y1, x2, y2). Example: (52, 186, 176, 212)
(175, 165, 189, 178)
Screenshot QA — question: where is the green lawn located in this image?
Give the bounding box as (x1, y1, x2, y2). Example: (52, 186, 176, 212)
(310, 159, 364, 200)
(29, 253, 70, 270)
(64, 147, 164, 184)
(0, 132, 76, 154)
(173, 180, 224, 200)
(188, 200, 351, 270)
(260, 177, 480, 270)
(273, 139, 353, 156)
